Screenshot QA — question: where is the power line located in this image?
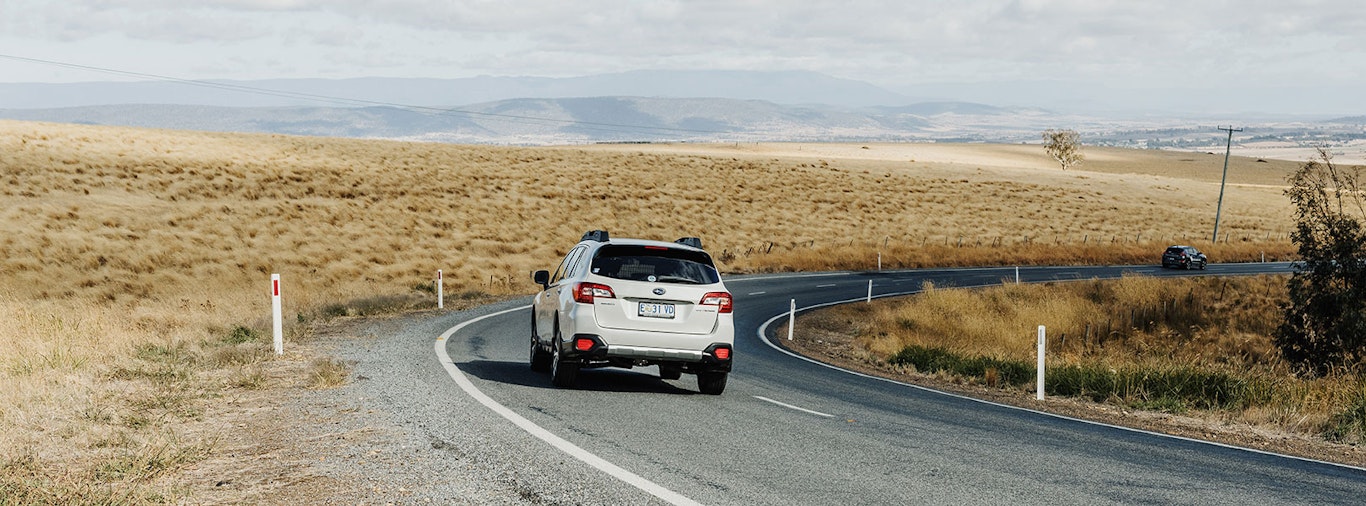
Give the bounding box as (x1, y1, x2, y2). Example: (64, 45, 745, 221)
(0, 53, 731, 138)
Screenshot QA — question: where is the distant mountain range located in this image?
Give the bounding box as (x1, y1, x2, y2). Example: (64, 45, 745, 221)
(0, 71, 1360, 145)
(0, 70, 911, 109)
(0, 98, 1007, 144)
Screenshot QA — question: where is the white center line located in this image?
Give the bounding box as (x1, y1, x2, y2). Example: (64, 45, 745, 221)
(815, 283, 837, 288)
(747, 291, 767, 296)
(753, 395, 835, 418)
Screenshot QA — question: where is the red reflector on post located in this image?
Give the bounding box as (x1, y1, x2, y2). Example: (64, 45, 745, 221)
(575, 338, 595, 351)
(714, 347, 731, 360)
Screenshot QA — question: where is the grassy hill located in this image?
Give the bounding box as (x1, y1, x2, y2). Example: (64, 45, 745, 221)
(0, 119, 1298, 501)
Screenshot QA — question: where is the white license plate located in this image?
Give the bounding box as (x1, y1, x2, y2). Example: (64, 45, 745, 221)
(638, 302, 676, 319)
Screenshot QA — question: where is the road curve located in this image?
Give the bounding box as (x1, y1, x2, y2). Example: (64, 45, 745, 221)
(440, 262, 1366, 505)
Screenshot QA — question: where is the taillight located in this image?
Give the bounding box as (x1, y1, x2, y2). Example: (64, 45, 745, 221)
(575, 337, 595, 351)
(573, 282, 615, 304)
(713, 347, 731, 360)
(700, 292, 733, 313)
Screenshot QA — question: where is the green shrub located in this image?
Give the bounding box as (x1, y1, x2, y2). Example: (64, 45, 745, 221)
(889, 345, 1033, 387)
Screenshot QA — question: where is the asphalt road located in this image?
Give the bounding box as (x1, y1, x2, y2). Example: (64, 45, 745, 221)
(438, 262, 1366, 505)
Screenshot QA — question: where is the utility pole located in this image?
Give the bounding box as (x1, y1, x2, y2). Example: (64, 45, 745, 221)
(1212, 125, 1243, 243)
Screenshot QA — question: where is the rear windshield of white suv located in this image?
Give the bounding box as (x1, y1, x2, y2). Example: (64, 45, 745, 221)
(590, 245, 721, 285)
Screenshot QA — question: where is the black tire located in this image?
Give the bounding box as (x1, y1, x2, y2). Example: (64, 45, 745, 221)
(1199, 261, 1207, 270)
(530, 338, 552, 373)
(550, 334, 579, 388)
(530, 311, 552, 372)
(697, 371, 727, 395)
(659, 365, 682, 381)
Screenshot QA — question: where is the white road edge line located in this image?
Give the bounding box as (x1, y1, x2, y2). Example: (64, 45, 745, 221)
(758, 290, 1366, 474)
(753, 396, 835, 418)
(435, 305, 704, 506)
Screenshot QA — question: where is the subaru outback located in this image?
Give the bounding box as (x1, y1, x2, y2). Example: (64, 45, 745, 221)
(530, 231, 734, 395)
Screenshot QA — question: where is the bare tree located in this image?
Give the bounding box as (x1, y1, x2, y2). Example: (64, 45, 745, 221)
(1042, 129, 1084, 170)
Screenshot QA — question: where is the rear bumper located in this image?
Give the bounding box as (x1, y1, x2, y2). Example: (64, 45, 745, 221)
(561, 333, 733, 373)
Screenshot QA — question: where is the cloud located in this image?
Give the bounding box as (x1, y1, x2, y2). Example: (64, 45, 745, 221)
(1, 0, 1363, 90)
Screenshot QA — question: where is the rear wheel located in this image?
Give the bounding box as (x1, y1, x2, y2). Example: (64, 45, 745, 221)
(697, 371, 727, 395)
(550, 331, 579, 388)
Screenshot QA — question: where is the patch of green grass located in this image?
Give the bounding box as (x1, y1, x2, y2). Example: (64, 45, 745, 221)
(1326, 384, 1366, 444)
(1047, 363, 1252, 412)
(132, 340, 198, 366)
(889, 345, 1033, 387)
(221, 325, 260, 345)
(890, 345, 1261, 414)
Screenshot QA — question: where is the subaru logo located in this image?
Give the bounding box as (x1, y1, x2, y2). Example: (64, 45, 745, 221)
(652, 288, 666, 296)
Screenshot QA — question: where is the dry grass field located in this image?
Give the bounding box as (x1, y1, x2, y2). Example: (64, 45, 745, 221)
(800, 275, 1366, 454)
(0, 119, 1305, 501)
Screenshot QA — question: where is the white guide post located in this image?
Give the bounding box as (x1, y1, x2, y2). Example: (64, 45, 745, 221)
(437, 269, 444, 309)
(787, 299, 796, 341)
(1036, 325, 1046, 400)
(867, 280, 873, 303)
(878, 252, 882, 271)
(1016, 266, 1020, 284)
(272, 274, 283, 355)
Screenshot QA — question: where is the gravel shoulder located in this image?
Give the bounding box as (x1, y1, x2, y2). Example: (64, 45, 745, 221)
(173, 299, 664, 505)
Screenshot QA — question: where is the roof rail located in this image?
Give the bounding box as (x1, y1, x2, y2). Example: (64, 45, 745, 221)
(581, 230, 610, 242)
(674, 237, 703, 249)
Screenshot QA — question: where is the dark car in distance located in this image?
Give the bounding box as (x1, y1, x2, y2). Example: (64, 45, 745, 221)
(1162, 245, 1207, 270)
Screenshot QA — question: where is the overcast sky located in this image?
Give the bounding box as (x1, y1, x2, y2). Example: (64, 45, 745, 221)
(1, 1, 1363, 114)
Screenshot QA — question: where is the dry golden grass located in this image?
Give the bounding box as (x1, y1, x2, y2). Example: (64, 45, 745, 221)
(0, 119, 1304, 500)
(851, 275, 1285, 365)
(823, 275, 1366, 442)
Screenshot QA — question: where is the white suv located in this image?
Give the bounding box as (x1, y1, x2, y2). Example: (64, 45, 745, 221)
(530, 231, 735, 395)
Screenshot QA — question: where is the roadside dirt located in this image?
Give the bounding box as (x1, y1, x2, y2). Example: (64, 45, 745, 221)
(781, 311, 1366, 469)
(167, 338, 382, 504)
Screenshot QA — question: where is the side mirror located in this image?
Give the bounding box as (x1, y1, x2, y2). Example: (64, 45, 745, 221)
(532, 270, 550, 288)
